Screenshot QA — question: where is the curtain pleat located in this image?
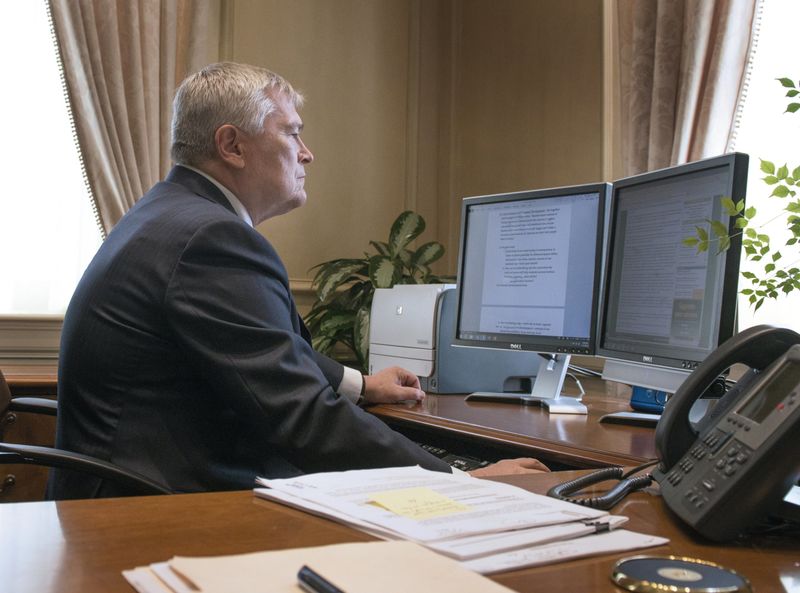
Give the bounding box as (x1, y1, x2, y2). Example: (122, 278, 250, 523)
(617, 0, 757, 176)
(49, 0, 219, 236)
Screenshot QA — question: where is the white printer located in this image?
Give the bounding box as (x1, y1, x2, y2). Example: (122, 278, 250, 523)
(368, 284, 538, 393)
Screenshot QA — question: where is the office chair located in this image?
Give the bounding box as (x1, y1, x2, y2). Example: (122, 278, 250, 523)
(0, 369, 171, 499)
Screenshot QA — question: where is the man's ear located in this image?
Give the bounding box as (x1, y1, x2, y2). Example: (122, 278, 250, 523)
(214, 124, 246, 169)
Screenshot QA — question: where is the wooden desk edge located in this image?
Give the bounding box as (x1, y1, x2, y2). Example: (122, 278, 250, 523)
(370, 403, 653, 468)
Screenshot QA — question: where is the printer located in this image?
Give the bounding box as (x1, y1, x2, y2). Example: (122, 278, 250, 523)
(368, 284, 538, 393)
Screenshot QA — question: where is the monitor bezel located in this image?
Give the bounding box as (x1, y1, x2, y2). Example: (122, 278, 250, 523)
(452, 182, 612, 356)
(596, 152, 749, 372)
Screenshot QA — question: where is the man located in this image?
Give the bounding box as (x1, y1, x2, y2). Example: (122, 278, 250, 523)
(49, 62, 547, 499)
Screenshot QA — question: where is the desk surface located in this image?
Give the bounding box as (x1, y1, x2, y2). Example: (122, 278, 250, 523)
(3, 363, 58, 396)
(5, 367, 656, 469)
(2, 471, 796, 593)
(370, 377, 658, 468)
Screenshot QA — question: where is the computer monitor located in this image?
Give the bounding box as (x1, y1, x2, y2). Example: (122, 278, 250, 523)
(452, 182, 611, 413)
(598, 153, 749, 395)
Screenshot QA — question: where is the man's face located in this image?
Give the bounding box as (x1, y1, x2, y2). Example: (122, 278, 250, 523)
(240, 92, 314, 224)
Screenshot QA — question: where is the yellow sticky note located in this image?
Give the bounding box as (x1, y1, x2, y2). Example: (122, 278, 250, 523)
(369, 487, 472, 520)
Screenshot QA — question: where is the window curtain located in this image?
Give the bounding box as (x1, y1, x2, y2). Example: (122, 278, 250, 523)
(48, 0, 219, 236)
(616, 0, 758, 176)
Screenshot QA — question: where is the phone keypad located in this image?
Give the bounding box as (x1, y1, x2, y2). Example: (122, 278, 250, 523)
(715, 441, 753, 480)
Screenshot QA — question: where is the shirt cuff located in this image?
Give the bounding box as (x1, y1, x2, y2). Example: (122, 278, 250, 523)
(338, 366, 364, 404)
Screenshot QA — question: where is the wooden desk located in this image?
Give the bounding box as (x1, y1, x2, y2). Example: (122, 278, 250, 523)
(3, 363, 58, 397)
(370, 377, 657, 469)
(3, 369, 655, 473)
(1, 471, 795, 593)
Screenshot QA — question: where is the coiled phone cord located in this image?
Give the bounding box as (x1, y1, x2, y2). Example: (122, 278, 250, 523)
(547, 461, 659, 510)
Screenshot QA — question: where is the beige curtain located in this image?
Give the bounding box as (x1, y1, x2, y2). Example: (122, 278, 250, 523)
(617, 0, 757, 176)
(49, 0, 219, 236)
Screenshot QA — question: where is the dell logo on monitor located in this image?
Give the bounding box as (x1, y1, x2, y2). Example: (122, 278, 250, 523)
(510, 344, 522, 350)
(642, 355, 654, 363)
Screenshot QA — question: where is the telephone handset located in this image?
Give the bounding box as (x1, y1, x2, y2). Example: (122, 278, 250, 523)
(652, 324, 800, 541)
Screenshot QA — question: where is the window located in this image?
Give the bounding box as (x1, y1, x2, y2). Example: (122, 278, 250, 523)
(730, 0, 800, 332)
(0, 1, 102, 316)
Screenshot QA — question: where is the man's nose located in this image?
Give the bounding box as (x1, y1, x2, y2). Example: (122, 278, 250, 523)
(299, 139, 314, 164)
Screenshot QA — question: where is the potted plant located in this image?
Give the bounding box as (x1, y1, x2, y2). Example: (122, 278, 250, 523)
(304, 211, 453, 372)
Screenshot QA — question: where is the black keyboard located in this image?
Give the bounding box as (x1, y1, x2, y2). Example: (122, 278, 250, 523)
(417, 443, 491, 472)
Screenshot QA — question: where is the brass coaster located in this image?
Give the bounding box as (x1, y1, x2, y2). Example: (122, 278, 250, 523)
(611, 555, 752, 593)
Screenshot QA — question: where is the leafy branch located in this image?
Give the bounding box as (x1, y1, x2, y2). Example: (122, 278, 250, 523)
(686, 76, 800, 311)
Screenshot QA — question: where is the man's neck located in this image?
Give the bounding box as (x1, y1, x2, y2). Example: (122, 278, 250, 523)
(180, 164, 254, 227)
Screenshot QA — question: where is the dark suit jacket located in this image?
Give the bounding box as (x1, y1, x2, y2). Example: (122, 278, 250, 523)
(49, 166, 449, 499)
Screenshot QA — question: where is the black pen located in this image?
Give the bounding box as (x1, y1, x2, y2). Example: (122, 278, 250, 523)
(297, 565, 346, 593)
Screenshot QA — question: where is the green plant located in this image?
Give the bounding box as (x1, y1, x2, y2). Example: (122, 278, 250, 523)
(304, 211, 453, 372)
(685, 76, 800, 310)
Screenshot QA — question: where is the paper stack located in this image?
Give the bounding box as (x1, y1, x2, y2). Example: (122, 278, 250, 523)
(122, 467, 669, 592)
(254, 465, 668, 574)
(124, 540, 517, 593)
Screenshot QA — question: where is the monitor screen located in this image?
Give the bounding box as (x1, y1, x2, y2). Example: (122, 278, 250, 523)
(453, 183, 610, 356)
(598, 153, 749, 393)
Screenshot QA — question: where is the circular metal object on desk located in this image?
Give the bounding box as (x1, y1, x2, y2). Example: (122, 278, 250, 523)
(611, 555, 752, 593)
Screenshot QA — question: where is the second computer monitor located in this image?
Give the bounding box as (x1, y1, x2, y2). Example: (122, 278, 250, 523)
(598, 153, 749, 394)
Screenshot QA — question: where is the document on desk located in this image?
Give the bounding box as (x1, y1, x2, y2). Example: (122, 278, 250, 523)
(255, 465, 607, 542)
(253, 466, 668, 573)
(123, 540, 516, 593)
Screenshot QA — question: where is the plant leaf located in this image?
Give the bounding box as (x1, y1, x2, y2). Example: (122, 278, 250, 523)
(353, 306, 371, 373)
(397, 249, 413, 267)
(316, 260, 369, 302)
(388, 211, 425, 256)
(412, 241, 445, 266)
(696, 226, 709, 241)
(787, 103, 800, 113)
(710, 219, 728, 237)
(319, 311, 355, 335)
(369, 241, 390, 257)
(760, 159, 775, 174)
(772, 185, 791, 198)
(311, 335, 335, 355)
(368, 255, 401, 288)
(777, 77, 796, 88)
(721, 197, 737, 215)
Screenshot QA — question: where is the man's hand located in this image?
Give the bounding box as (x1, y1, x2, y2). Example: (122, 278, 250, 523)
(468, 458, 550, 477)
(362, 366, 425, 404)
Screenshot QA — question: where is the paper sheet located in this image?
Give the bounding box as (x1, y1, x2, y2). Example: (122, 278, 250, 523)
(257, 466, 607, 542)
(167, 540, 515, 593)
(462, 529, 669, 574)
(427, 516, 629, 560)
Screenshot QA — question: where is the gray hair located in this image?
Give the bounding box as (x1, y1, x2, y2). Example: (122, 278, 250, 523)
(170, 62, 304, 166)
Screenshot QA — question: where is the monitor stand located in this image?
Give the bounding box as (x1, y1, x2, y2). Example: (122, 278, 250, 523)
(465, 354, 587, 414)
